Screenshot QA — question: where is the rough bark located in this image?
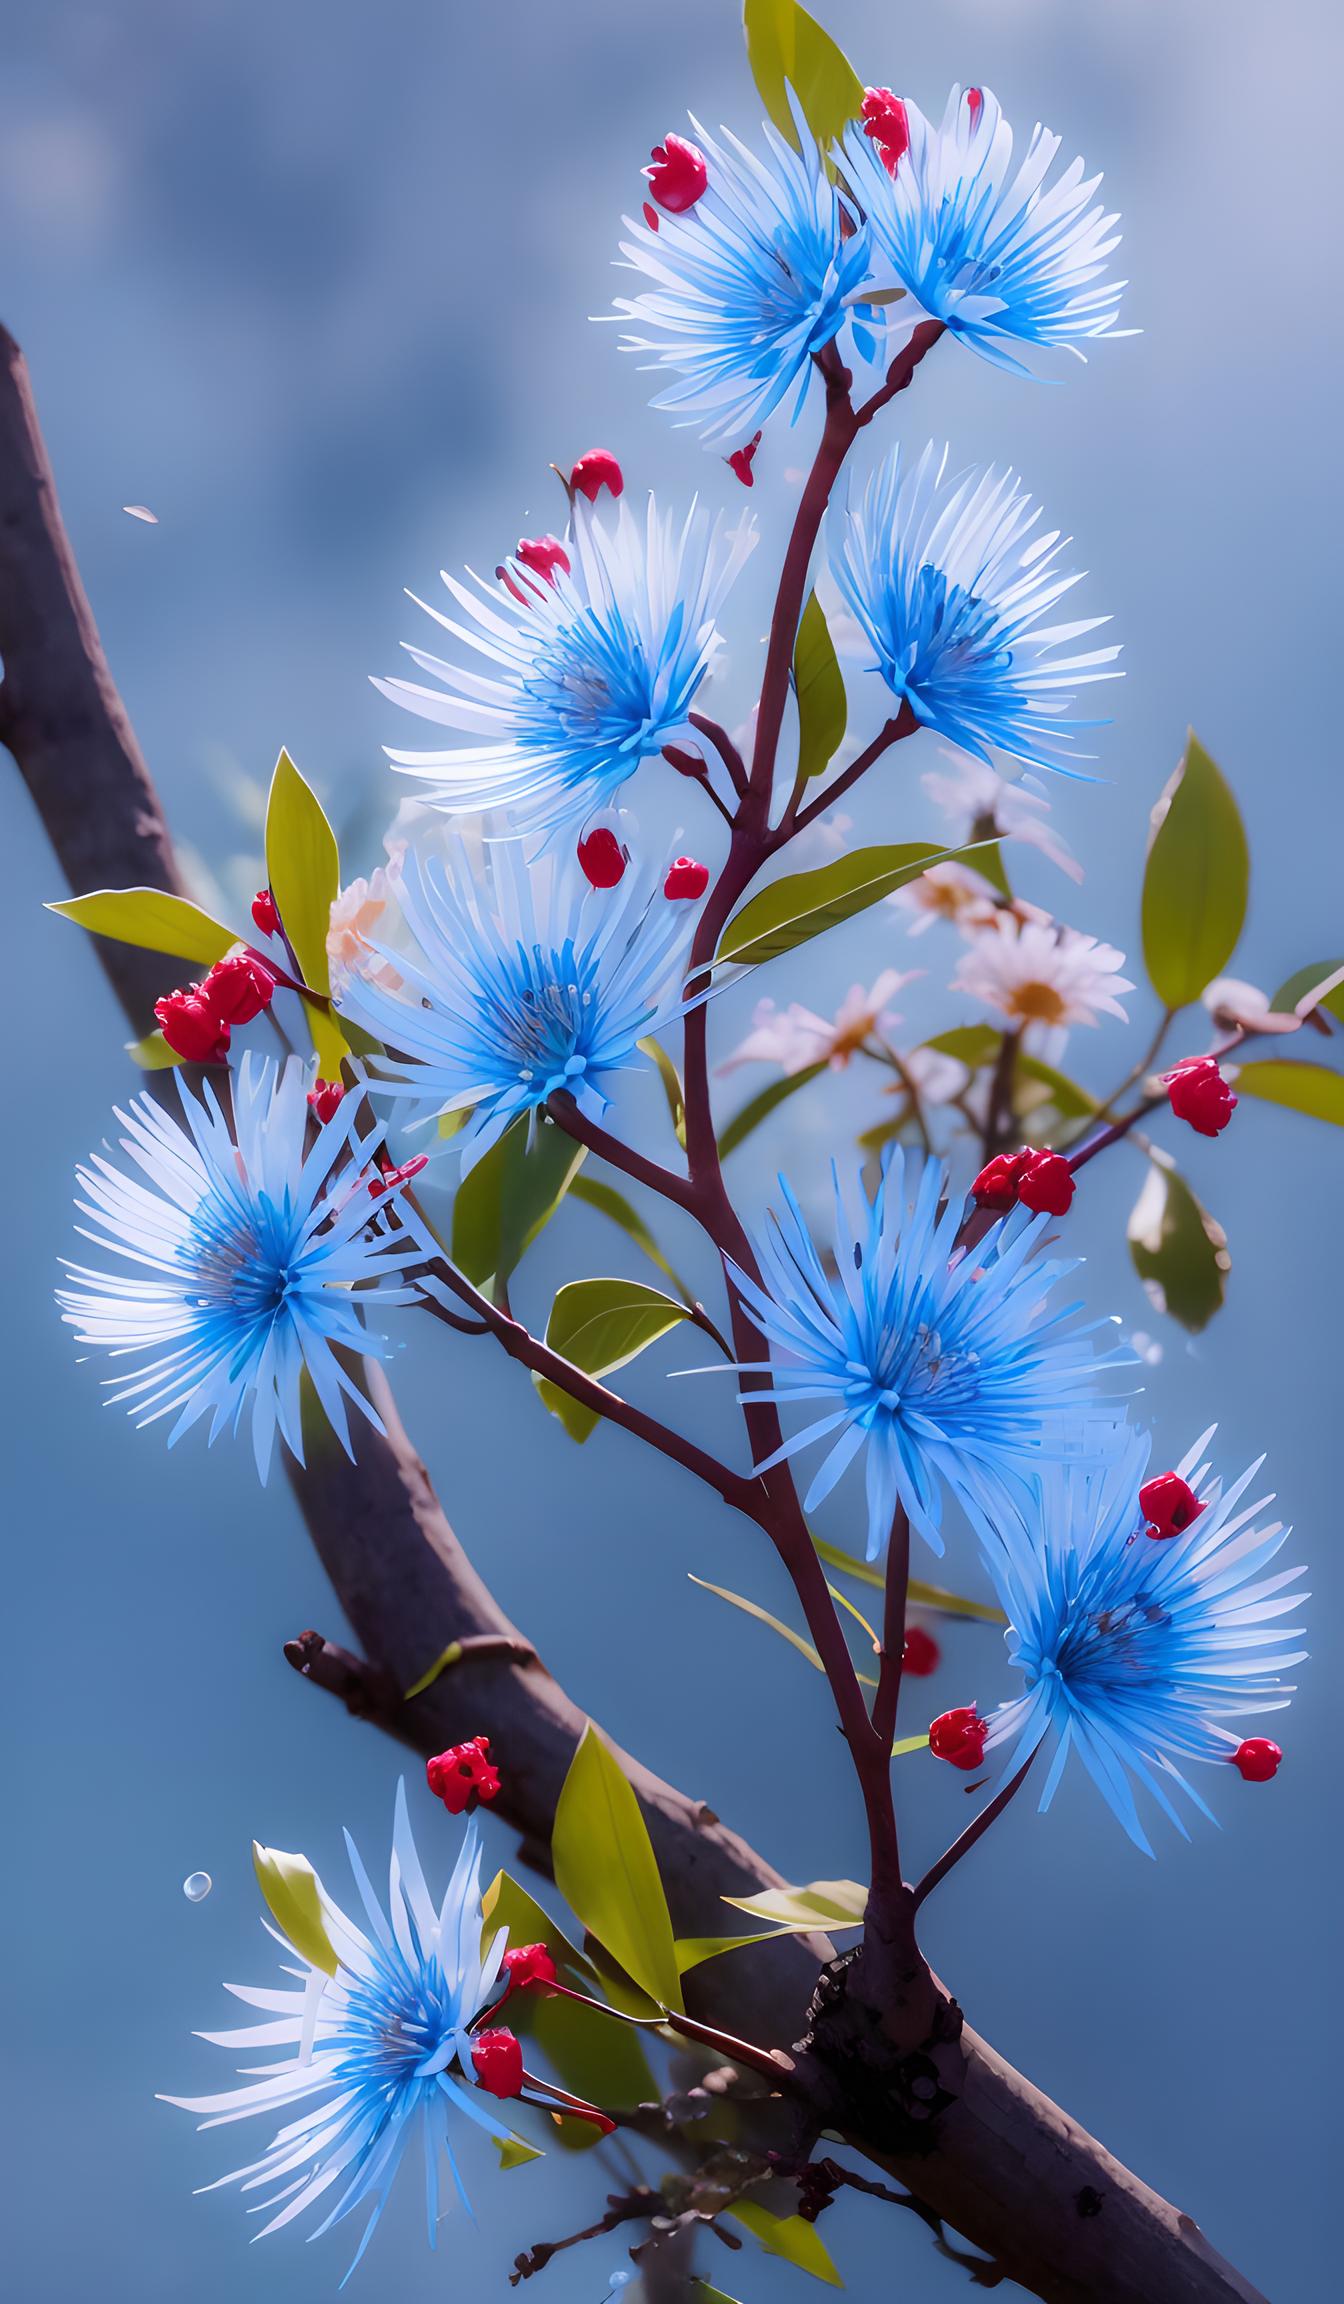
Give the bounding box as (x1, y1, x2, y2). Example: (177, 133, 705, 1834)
(0, 322, 1272, 2304)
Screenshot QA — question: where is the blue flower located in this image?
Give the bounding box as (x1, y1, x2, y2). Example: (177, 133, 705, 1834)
(613, 107, 880, 447)
(375, 497, 753, 837)
(56, 1053, 425, 1479)
(162, 1787, 517, 2279)
(337, 828, 697, 1167)
(839, 84, 1127, 374)
(723, 1152, 1123, 1560)
(829, 442, 1120, 775)
(981, 1435, 1308, 1853)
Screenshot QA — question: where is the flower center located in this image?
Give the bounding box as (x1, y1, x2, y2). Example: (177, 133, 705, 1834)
(1008, 979, 1069, 1025)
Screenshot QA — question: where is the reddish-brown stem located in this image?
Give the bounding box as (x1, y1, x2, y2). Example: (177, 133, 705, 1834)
(748, 373, 859, 807)
(912, 1755, 1037, 1912)
(544, 1092, 698, 1212)
(789, 701, 918, 835)
(871, 1505, 912, 1754)
(689, 710, 749, 797)
(853, 320, 947, 429)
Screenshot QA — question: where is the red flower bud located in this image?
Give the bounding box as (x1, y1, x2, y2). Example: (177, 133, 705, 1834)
(646, 132, 707, 215)
(502, 1942, 558, 1994)
(203, 952, 276, 1026)
(307, 1079, 346, 1125)
(726, 430, 762, 488)
(154, 986, 230, 1065)
(664, 856, 709, 901)
(577, 826, 628, 889)
(368, 1152, 429, 1200)
(426, 1735, 501, 1814)
(970, 1148, 1033, 1212)
(1017, 1149, 1076, 1218)
(1138, 1470, 1204, 1542)
(642, 200, 660, 232)
(251, 887, 280, 936)
(570, 449, 624, 503)
(929, 1705, 988, 1770)
(966, 87, 984, 124)
(1229, 1737, 1281, 1783)
(471, 2027, 524, 2098)
(1164, 1057, 1237, 1138)
(902, 1625, 941, 1678)
(861, 87, 910, 175)
(500, 534, 572, 602)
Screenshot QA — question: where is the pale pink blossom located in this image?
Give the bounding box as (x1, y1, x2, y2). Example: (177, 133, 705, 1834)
(722, 969, 916, 1075)
(922, 750, 1083, 883)
(891, 859, 1000, 936)
(1201, 977, 1301, 1036)
(327, 853, 405, 993)
(953, 916, 1132, 1061)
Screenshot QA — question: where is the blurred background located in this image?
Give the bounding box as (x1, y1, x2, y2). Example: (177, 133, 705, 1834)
(3, 2, 1338, 2298)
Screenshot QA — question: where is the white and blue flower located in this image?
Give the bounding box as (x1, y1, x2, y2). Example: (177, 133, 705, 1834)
(336, 828, 697, 1167)
(163, 1789, 516, 2278)
(839, 84, 1127, 374)
(57, 1053, 424, 1479)
(376, 496, 753, 837)
(613, 107, 880, 447)
(722, 1151, 1124, 1560)
(829, 442, 1120, 775)
(981, 1434, 1308, 1853)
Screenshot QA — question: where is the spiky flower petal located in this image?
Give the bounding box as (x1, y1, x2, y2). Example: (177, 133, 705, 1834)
(614, 107, 880, 446)
(722, 1151, 1123, 1560)
(840, 84, 1127, 373)
(376, 497, 753, 837)
(162, 1789, 516, 2276)
(336, 828, 696, 1167)
(56, 1054, 424, 1479)
(829, 443, 1120, 775)
(982, 1435, 1308, 1852)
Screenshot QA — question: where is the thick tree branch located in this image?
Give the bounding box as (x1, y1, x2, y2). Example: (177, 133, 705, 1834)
(1, 321, 1271, 2304)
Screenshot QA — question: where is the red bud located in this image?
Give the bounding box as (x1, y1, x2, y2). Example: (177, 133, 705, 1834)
(726, 430, 762, 487)
(154, 987, 230, 1065)
(929, 1705, 988, 1770)
(1139, 1471, 1204, 1541)
(202, 952, 276, 1026)
(577, 827, 628, 889)
(1229, 1737, 1281, 1783)
(502, 1942, 558, 1994)
(426, 1736, 501, 1814)
(251, 887, 279, 936)
(902, 1625, 941, 1678)
(1017, 1149, 1075, 1218)
(646, 132, 707, 215)
(1164, 1057, 1237, 1138)
(570, 449, 624, 503)
(471, 2027, 524, 2098)
(861, 88, 910, 175)
(307, 1079, 346, 1125)
(664, 856, 709, 900)
(368, 1153, 429, 1200)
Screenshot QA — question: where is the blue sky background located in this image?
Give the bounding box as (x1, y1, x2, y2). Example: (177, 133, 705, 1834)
(3, 3, 1339, 2299)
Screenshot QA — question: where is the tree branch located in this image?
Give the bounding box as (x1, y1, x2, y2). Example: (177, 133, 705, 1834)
(2, 320, 1272, 2304)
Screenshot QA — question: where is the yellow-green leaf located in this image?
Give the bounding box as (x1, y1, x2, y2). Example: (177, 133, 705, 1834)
(921, 1024, 1001, 1069)
(252, 1842, 338, 1976)
(810, 1536, 1005, 1623)
(536, 1278, 689, 1443)
(639, 1034, 687, 1147)
(694, 2285, 744, 2304)
(675, 1931, 797, 1972)
(264, 749, 340, 996)
(1235, 1059, 1344, 1127)
(48, 887, 238, 967)
(481, 1870, 591, 1978)
(743, 0, 864, 153)
(126, 1028, 186, 1070)
(1141, 733, 1249, 1008)
(494, 2131, 544, 2170)
(403, 1641, 464, 1700)
(719, 1060, 827, 1158)
(568, 1175, 694, 1304)
(718, 842, 986, 969)
(793, 591, 847, 781)
(552, 1726, 684, 2013)
(1272, 959, 1344, 1025)
(689, 1576, 823, 1672)
(722, 1878, 866, 1929)
(891, 1731, 930, 1758)
(300, 994, 350, 1078)
(730, 2198, 843, 2285)
(1128, 1155, 1229, 1332)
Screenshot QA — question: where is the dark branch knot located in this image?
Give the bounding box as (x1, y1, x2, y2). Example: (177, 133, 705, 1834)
(793, 1948, 965, 2158)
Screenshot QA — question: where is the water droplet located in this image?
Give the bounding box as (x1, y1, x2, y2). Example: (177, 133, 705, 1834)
(183, 1871, 213, 1902)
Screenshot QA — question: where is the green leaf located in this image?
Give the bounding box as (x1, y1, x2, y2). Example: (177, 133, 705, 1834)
(568, 1174, 694, 1303)
(694, 2285, 744, 2304)
(640, 1035, 687, 1147)
(493, 2131, 545, 2170)
(252, 1842, 338, 1977)
(742, 0, 864, 152)
(1127, 1156, 1229, 1332)
(969, 837, 1012, 900)
(718, 842, 985, 970)
(1016, 1056, 1098, 1123)
(1235, 1059, 1344, 1127)
(536, 1278, 689, 1444)
(300, 994, 351, 1078)
(1141, 732, 1249, 1007)
(689, 1575, 823, 1672)
(451, 1118, 586, 1294)
(722, 1879, 866, 1930)
(730, 2198, 843, 2285)
(403, 1641, 464, 1700)
(891, 1732, 930, 1758)
(921, 1024, 1001, 1069)
(481, 1870, 591, 1979)
(552, 1726, 684, 2012)
(48, 886, 239, 967)
(810, 1536, 1005, 1623)
(264, 748, 340, 996)
(719, 1060, 828, 1158)
(674, 1931, 796, 1972)
(792, 591, 847, 781)
(126, 1028, 185, 1070)
(1271, 960, 1344, 1024)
